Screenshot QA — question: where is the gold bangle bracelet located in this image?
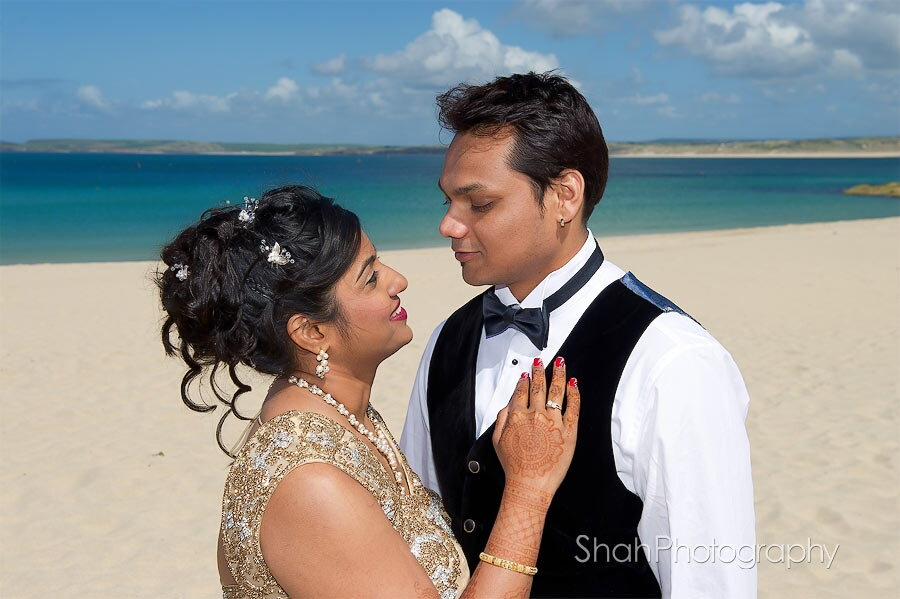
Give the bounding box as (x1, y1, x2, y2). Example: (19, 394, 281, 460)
(478, 551, 538, 576)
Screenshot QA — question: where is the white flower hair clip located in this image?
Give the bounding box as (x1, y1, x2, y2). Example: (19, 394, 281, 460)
(238, 197, 258, 224)
(171, 263, 189, 281)
(260, 240, 295, 266)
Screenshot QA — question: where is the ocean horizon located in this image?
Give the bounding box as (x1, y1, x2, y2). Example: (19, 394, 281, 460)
(1, 152, 898, 265)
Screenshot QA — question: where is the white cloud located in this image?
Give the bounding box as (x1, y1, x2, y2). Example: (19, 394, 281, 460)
(631, 66, 644, 85)
(291, 77, 413, 117)
(141, 90, 231, 113)
(362, 9, 559, 87)
(864, 79, 900, 105)
(265, 77, 300, 102)
(173, 91, 231, 112)
(2, 98, 41, 112)
(328, 77, 356, 99)
(801, 0, 899, 70)
(312, 54, 347, 76)
(620, 92, 670, 105)
(655, 0, 899, 80)
(76, 85, 110, 109)
(655, 3, 816, 78)
(610, 90, 683, 119)
(657, 105, 682, 119)
(828, 48, 864, 77)
(698, 91, 741, 104)
(516, 0, 667, 37)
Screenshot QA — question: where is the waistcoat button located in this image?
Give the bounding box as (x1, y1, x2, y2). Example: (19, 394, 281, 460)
(467, 460, 480, 474)
(463, 519, 476, 533)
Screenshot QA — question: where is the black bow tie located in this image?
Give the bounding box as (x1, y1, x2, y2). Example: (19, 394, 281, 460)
(482, 243, 604, 349)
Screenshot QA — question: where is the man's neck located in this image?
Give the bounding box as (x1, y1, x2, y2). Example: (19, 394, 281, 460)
(507, 229, 590, 302)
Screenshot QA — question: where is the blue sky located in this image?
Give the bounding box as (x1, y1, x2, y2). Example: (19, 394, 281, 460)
(2, 0, 898, 145)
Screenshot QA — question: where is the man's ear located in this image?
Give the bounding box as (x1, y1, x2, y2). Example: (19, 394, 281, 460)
(552, 169, 586, 226)
(286, 314, 326, 354)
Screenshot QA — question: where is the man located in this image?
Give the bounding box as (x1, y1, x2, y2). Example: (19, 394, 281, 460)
(400, 72, 756, 598)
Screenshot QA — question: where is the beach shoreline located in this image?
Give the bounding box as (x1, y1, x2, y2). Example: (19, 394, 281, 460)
(3, 149, 898, 159)
(611, 151, 900, 159)
(3, 136, 898, 159)
(1, 217, 897, 597)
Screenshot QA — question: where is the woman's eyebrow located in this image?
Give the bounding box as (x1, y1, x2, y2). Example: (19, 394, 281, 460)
(356, 254, 377, 282)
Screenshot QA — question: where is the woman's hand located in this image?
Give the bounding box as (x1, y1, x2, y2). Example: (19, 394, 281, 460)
(492, 357, 580, 497)
(468, 358, 579, 597)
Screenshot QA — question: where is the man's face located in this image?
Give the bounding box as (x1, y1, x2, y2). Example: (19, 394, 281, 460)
(438, 130, 564, 300)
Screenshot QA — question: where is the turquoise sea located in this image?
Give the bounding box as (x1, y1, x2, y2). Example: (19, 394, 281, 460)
(0, 152, 897, 265)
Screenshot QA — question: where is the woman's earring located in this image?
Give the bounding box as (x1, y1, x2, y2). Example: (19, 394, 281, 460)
(315, 348, 330, 379)
(559, 217, 566, 228)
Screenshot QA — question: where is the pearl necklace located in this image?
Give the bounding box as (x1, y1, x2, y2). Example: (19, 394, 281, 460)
(288, 375, 406, 494)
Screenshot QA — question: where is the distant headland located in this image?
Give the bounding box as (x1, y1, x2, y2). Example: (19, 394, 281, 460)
(0, 137, 898, 157)
(843, 182, 900, 197)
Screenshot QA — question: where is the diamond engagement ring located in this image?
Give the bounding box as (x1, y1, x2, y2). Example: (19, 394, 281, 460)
(545, 400, 562, 410)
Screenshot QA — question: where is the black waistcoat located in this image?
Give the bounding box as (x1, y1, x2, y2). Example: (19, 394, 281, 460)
(427, 278, 665, 598)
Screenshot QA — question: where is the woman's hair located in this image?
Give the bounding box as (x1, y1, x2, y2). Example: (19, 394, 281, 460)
(157, 185, 361, 455)
(437, 71, 609, 221)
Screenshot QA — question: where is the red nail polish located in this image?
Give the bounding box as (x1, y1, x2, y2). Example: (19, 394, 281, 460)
(533, 357, 543, 368)
(568, 377, 578, 387)
(520, 372, 530, 379)
(554, 356, 564, 368)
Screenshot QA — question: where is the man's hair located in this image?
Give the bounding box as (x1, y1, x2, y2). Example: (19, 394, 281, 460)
(437, 71, 609, 221)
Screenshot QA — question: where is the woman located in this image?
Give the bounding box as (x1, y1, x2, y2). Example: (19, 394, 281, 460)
(159, 185, 580, 598)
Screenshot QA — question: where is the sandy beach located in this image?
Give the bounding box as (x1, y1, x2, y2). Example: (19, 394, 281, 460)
(1, 217, 897, 597)
(612, 151, 900, 159)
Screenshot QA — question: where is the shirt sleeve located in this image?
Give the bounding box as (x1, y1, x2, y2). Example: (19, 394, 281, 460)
(616, 314, 757, 598)
(399, 320, 446, 495)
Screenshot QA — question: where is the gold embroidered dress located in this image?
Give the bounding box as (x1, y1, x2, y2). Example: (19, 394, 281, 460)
(220, 410, 469, 598)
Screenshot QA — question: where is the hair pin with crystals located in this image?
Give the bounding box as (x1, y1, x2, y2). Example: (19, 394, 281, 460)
(260, 240, 295, 266)
(171, 263, 189, 281)
(238, 196, 258, 224)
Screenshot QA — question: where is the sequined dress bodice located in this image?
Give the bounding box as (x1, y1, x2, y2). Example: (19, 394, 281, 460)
(220, 410, 468, 598)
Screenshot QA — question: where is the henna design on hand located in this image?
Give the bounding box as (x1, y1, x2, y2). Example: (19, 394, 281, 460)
(503, 478, 554, 509)
(500, 413, 564, 477)
(488, 479, 553, 557)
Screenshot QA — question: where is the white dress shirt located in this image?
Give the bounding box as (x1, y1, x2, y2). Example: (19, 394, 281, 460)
(400, 232, 757, 598)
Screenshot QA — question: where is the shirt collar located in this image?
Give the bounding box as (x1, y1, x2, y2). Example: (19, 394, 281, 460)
(495, 229, 597, 309)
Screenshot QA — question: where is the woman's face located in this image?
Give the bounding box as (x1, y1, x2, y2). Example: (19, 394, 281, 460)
(329, 231, 412, 371)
